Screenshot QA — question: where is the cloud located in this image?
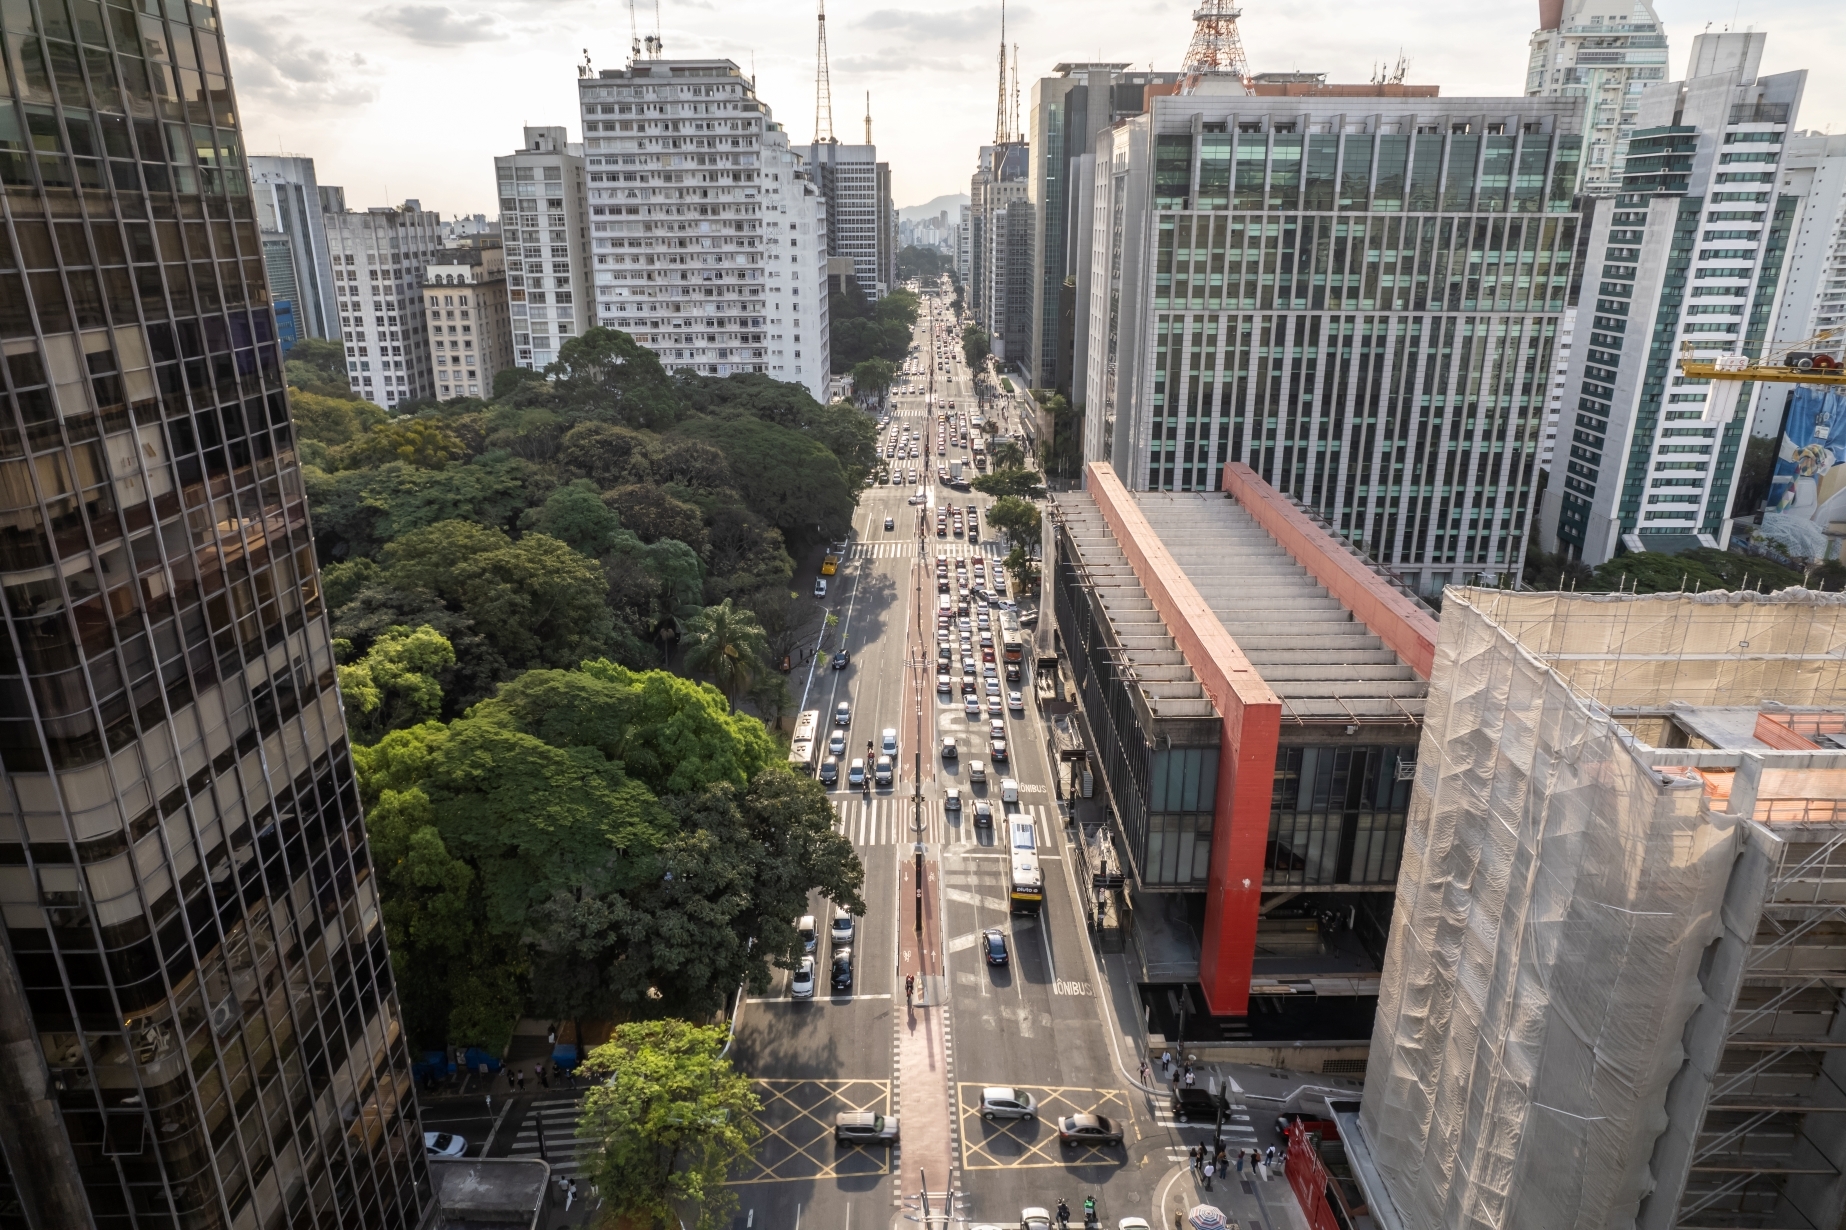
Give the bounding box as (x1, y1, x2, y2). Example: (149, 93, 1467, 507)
(836, 51, 979, 74)
(225, 17, 378, 109)
(366, 4, 499, 45)
(855, 6, 1021, 44)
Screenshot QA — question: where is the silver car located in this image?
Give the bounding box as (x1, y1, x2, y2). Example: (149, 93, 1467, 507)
(979, 1086, 1038, 1121)
(791, 956, 816, 999)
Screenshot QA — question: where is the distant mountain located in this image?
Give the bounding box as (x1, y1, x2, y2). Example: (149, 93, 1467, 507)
(898, 194, 969, 223)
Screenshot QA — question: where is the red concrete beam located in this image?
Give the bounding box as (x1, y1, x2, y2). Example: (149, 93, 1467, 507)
(1084, 462, 1280, 1017)
(1221, 462, 1439, 681)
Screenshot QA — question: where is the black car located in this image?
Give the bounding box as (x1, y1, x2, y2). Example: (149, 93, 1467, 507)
(830, 948, 854, 991)
(1170, 1085, 1222, 1124)
(983, 929, 1008, 965)
(831, 651, 851, 670)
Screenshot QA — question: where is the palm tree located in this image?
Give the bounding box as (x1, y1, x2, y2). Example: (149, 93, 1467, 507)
(680, 599, 769, 712)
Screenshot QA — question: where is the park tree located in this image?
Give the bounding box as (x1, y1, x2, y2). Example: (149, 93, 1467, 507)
(985, 495, 1042, 549)
(331, 419, 466, 471)
(577, 1021, 762, 1230)
(970, 467, 1045, 500)
(548, 326, 683, 428)
(851, 357, 896, 410)
(680, 599, 769, 712)
(962, 323, 991, 369)
(338, 624, 456, 744)
(991, 439, 1026, 470)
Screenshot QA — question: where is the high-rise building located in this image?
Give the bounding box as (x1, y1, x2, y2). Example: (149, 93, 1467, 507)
(972, 141, 1029, 359)
(1525, 0, 1670, 195)
(324, 199, 443, 408)
(0, 2, 427, 1225)
(1358, 586, 1846, 1230)
(575, 58, 829, 402)
(493, 126, 590, 373)
(1540, 33, 1804, 564)
(249, 156, 340, 349)
(1028, 65, 1186, 389)
(421, 247, 516, 399)
(1749, 132, 1846, 438)
(1080, 84, 1585, 596)
(806, 141, 893, 299)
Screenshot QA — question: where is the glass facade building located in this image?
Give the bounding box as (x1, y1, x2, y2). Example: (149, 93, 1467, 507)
(0, 0, 427, 1226)
(1081, 95, 1585, 594)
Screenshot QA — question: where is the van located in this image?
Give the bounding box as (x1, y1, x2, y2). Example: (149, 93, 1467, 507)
(797, 915, 818, 952)
(1001, 778, 1019, 803)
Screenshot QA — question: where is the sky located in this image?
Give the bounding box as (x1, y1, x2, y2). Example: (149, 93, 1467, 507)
(224, 0, 1846, 219)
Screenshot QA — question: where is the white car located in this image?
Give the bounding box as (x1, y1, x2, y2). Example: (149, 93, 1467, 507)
(791, 956, 817, 999)
(424, 1132, 467, 1158)
(1009, 691, 1024, 711)
(882, 727, 899, 755)
(1001, 777, 1019, 803)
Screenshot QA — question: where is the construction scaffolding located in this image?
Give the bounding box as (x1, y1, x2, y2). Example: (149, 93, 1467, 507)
(1364, 588, 1846, 1230)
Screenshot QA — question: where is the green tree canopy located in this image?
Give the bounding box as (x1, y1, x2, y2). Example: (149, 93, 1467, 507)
(338, 624, 456, 744)
(306, 454, 533, 560)
(577, 1021, 762, 1230)
(852, 357, 895, 409)
(985, 494, 1042, 548)
(680, 599, 769, 711)
(330, 419, 466, 471)
(548, 327, 683, 428)
(897, 245, 948, 279)
(520, 481, 630, 558)
(970, 467, 1045, 500)
(962, 323, 991, 368)
(672, 414, 856, 550)
(991, 439, 1026, 470)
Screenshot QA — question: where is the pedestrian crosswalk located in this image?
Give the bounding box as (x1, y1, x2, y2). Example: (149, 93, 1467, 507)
(851, 542, 916, 558)
(830, 798, 1054, 848)
(507, 1092, 594, 1180)
(846, 541, 1006, 560)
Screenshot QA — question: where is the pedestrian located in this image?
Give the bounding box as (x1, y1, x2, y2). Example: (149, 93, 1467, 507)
(1189, 1145, 1201, 1176)
(567, 1178, 577, 1208)
(1202, 1160, 1214, 1192)
(1184, 1067, 1196, 1088)
(1139, 1058, 1152, 1085)
(537, 1062, 547, 1089)
(1266, 1144, 1277, 1169)
(485, 1093, 492, 1115)
(1215, 1144, 1227, 1174)
(1235, 1150, 1245, 1176)
(1161, 1050, 1172, 1078)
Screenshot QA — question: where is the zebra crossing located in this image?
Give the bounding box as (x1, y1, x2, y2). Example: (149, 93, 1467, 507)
(848, 541, 1005, 560)
(507, 1092, 594, 1180)
(831, 798, 1054, 848)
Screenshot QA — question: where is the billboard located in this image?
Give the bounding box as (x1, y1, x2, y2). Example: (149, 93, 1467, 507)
(1764, 387, 1846, 561)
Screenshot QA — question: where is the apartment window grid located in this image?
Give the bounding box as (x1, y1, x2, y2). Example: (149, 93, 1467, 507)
(0, 0, 427, 1223)
(425, 288, 482, 398)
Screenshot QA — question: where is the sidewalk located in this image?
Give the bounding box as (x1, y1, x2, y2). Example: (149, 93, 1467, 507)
(896, 847, 956, 1208)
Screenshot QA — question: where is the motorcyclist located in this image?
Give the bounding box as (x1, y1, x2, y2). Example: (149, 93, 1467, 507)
(1055, 1200, 1070, 1229)
(1083, 1196, 1097, 1228)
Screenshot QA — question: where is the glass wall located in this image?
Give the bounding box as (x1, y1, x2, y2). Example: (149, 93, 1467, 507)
(0, 0, 427, 1224)
(1265, 745, 1413, 887)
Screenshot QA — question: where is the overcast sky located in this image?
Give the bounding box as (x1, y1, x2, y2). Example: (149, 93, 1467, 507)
(225, 0, 1845, 218)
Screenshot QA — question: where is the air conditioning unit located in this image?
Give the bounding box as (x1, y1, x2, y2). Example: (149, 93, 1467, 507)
(1396, 759, 1418, 782)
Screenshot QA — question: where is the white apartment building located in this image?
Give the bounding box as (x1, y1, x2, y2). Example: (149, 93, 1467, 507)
(1526, 0, 1670, 194)
(1750, 132, 1846, 437)
(422, 247, 515, 400)
(575, 58, 829, 403)
(324, 196, 443, 407)
(494, 127, 590, 371)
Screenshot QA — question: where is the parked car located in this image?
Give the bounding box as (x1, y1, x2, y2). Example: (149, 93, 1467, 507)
(835, 1112, 899, 1146)
(1057, 1114, 1124, 1147)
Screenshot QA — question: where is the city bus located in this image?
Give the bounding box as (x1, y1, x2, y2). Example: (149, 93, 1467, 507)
(1008, 817, 1042, 913)
(789, 709, 821, 775)
(1001, 611, 1025, 667)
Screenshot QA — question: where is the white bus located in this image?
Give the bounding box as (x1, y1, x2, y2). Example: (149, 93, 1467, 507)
(1008, 818, 1042, 912)
(789, 709, 821, 775)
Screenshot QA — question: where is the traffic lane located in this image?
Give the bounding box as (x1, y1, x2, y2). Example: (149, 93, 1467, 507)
(418, 1096, 498, 1158)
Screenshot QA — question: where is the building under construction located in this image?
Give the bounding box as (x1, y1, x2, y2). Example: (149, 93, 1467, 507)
(1353, 588, 1846, 1230)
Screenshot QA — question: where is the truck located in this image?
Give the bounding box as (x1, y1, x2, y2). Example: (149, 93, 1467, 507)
(948, 460, 964, 486)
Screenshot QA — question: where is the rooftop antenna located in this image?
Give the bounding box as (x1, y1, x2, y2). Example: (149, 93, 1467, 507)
(864, 90, 872, 144)
(1011, 42, 1021, 143)
(994, 0, 1008, 143)
(1181, 0, 1250, 90)
(650, 0, 663, 57)
(815, 0, 837, 143)
(629, 0, 641, 63)
(580, 47, 593, 78)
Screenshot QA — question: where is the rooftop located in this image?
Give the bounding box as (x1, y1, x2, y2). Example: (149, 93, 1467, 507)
(427, 1158, 548, 1230)
(1057, 490, 1220, 738)
(1134, 491, 1429, 725)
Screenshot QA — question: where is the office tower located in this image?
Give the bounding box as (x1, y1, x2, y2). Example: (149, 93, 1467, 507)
(1541, 33, 1804, 565)
(323, 199, 442, 408)
(955, 203, 972, 285)
(577, 58, 829, 402)
(991, 194, 1032, 363)
(1526, 0, 1669, 195)
(1080, 88, 1584, 596)
(494, 127, 589, 373)
(0, 0, 427, 1224)
(1749, 132, 1846, 438)
(421, 247, 515, 399)
(248, 156, 340, 349)
(876, 161, 897, 292)
(807, 140, 891, 298)
(1029, 65, 1186, 389)
(971, 142, 1028, 355)
(1361, 587, 1846, 1230)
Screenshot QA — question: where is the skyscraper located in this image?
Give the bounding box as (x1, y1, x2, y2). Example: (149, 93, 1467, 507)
(494, 126, 590, 373)
(1080, 84, 1584, 595)
(1525, 0, 1670, 195)
(1539, 33, 1804, 564)
(324, 198, 443, 408)
(576, 57, 830, 401)
(248, 156, 340, 349)
(0, 0, 427, 1226)
(807, 140, 894, 299)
